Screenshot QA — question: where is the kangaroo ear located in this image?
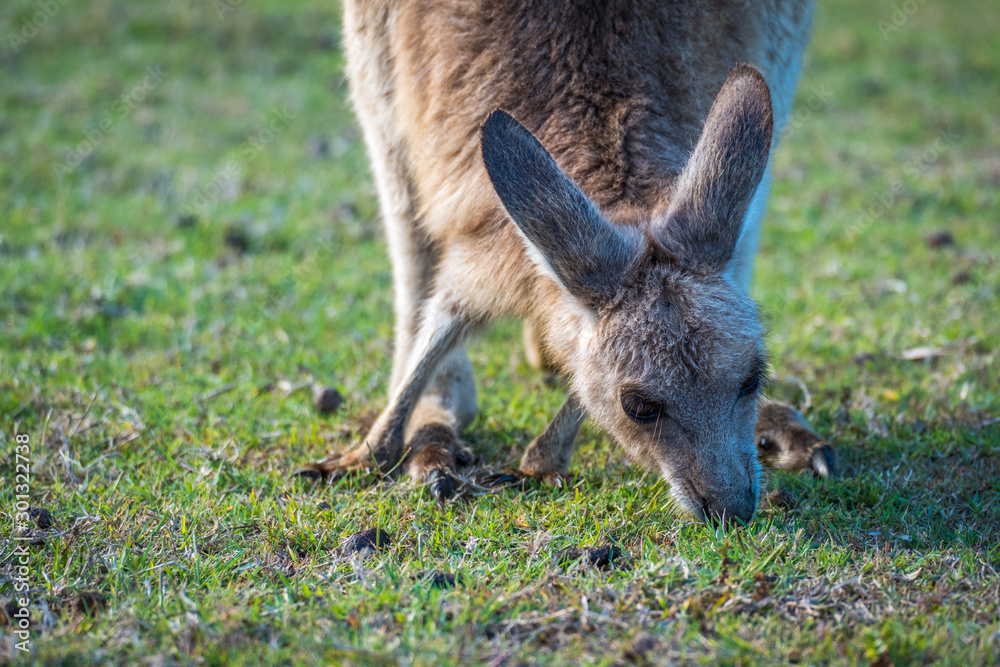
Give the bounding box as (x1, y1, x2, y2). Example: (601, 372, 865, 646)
(656, 64, 773, 270)
(481, 110, 641, 307)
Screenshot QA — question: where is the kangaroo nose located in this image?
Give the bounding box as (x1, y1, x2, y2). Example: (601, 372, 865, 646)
(702, 487, 757, 527)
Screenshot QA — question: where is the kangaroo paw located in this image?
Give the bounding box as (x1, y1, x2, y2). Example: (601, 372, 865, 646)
(454, 444, 475, 466)
(429, 469, 457, 502)
(479, 468, 575, 489)
(292, 448, 378, 482)
(294, 423, 404, 482)
(756, 399, 837, 478)
(479, 469, 525, 488)
(407, 424, 468, 503)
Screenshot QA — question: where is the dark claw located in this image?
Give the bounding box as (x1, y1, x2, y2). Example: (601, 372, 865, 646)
(455, 448, 475, 466)
(292, 468, 323, 481)
(810, 445, 836, 478)
(430, 470, 456, 502)
(479, 470, 524, 488)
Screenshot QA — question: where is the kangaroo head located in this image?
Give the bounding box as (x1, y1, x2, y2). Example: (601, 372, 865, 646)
(482, 65, 774, 524)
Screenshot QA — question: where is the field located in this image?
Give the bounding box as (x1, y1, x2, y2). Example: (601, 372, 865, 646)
(1, 0, 999, 664)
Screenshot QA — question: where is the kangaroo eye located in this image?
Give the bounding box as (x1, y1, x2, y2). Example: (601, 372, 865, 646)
(739, 374, 761, 398)
(757, 436, 775, 451)
(620, 391, 661, 424)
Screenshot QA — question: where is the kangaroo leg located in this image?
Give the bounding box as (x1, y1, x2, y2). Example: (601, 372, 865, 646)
(522, 320, 557, 372)
(342, 0, 436, 394)
(302, 296, 469, 479)
(521, 394, 586, 478)
(402, 345, 478, 501)
(386, 226, 436, 396)
(483, 395, 586, 488)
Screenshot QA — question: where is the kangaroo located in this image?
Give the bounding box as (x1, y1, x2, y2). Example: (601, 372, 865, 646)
(301, 0, 823, 524)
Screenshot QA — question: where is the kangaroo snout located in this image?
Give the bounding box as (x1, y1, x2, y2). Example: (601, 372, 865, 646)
(662, 443, 760, 526)
(692, 455, 760, 526)
(702, 486, 758, 526)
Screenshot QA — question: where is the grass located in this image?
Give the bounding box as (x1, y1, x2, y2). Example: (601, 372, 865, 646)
(1, 0, 999, 664)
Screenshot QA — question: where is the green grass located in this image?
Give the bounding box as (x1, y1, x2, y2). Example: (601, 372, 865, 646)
(1, 0, 999, 664)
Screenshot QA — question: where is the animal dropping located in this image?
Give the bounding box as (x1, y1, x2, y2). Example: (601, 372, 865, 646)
(313, 385, 344, 414)
(29, 507, 54, 530)
(341, 528, 393, 558)
(556, 545, 627, 570)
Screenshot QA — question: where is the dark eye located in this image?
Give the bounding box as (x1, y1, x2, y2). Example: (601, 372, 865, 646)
(757, 436, 774, 451)
(621, 390, 661, 424)
(739, 374, 761, 398)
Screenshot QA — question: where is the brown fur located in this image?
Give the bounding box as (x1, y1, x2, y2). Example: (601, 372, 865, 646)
(302, 0, 817, 523)
(396, 0, 807, 229)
